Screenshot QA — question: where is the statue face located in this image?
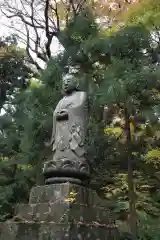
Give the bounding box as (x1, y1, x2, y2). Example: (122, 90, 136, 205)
(62, 76, 76, 93)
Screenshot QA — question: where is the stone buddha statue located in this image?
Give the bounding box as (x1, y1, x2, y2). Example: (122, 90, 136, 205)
(43, 75, 90, 185)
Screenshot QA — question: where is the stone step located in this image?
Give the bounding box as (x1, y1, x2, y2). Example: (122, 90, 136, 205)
(15, 202, 112, 224)
(0, 222, 119, 240)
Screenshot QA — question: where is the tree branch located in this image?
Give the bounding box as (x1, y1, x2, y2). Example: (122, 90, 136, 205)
(30, 0, 41, 58)
(49, 0, 60, 31)
(1, 0, 88, 68)
(69, 0, 76, 17)
(44, 0, 51, 58)
(24, 22, 43, 70)
(44, 0, 61, 58)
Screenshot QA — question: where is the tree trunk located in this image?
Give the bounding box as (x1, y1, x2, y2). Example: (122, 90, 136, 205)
(124, 107, 137, 240)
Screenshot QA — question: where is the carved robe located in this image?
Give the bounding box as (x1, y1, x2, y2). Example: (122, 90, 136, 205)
(51, 91, 87, 167)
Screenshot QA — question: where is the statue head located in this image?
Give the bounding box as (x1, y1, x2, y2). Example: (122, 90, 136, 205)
(62, 74, 78, 94)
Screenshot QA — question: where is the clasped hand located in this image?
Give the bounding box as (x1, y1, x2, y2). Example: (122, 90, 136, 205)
(57, 109, 68, 117)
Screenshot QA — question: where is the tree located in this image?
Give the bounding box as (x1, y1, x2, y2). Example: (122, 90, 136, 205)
(0, 0, 138, 70)
(97, 22, 160, 239)
(0, 36, 35, 221)
(123, 0, 160, 65)
(1, 0, 91, 69)
(0, 35, 34, 110)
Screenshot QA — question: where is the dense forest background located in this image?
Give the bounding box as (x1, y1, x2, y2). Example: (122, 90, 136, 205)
(0, 0, 160, 239)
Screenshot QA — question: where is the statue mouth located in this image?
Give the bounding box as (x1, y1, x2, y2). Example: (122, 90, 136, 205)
(63, 86, 69, 91)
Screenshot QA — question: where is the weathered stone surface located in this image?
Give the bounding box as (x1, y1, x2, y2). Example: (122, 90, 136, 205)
(43, 75, 90, 185)
(15, 202, 111, 224)
(29, 183, 107, 207)
(0, 183, 119, 239)
(0, 222, 118, 240)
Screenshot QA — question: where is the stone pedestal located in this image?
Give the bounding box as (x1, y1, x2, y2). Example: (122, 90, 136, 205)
(0, 183, 119, 239)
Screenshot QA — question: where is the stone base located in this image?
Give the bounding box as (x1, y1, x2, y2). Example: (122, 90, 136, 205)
(0, 222, 118, 240)
(0, 183, 119, 239)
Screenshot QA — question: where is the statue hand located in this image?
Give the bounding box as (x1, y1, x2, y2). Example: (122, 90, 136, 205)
(56, 109, 68, 120)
